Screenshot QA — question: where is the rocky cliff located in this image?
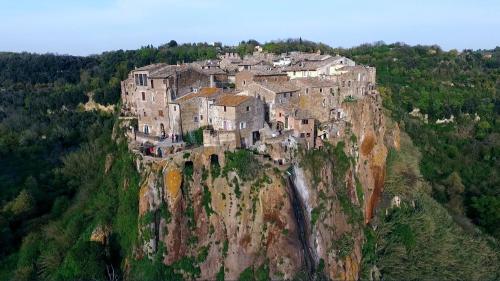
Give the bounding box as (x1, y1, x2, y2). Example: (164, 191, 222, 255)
(130, 94, 398, 280)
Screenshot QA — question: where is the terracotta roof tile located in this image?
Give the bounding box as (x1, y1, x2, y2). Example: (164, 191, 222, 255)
(215, 94, 251, 107)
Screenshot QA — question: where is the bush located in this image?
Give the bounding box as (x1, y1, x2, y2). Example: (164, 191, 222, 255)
(223, 150, 260, 181)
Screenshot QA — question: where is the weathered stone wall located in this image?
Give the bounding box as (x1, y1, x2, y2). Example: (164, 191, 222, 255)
(234, 98, 266, 146)
(136, 148, 304, 280)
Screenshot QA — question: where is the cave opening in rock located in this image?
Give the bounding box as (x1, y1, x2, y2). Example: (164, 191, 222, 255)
(210, 154, 221, 178)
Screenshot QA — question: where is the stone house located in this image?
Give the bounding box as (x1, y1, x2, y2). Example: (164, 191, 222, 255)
(275, 105, 316, 149)
(332, 65, 377, 98)
(175, 87, 223, 134)
(121, 64, 213, 140)
(237, 59, 269, 71)
(291, 78, 342, 122)
(283, 56, 355, 79)
(235, 69, 289, 90)
(207, 95, 265, 148)
(239, 81, 299, 122)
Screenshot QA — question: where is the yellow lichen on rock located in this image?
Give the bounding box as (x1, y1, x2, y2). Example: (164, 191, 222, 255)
(361, 132, 375, 156)
(164, 168, 182, 199)
(371, 143, 387, 168)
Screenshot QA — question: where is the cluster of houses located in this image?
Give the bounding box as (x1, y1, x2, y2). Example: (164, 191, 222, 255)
(121, 47, 377, 158)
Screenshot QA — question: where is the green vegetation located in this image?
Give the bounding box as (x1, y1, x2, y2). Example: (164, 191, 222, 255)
(223, 149, 260, 181)
(1, 39, 498, 280)
(183, 127, 205, 146)
(362, 133, 500, 280)
(345, 43, 499, 239)
(202, 185, 214, 216)
(216, 265, 225, 281)
(237, 261, 270, 281)
(210, 156, 221, 179)
(0, 42, 224, 280)
(310, 205, 323, 226)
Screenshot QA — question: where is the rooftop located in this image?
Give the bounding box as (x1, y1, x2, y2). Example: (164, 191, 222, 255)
(292, 77, 338, 88)
(256, 81, 300, 93)
(134, 63, 168, 72)
(175, 87, 223, 102)
(214, 94, 251, 107)
(149, 65, 188, 78)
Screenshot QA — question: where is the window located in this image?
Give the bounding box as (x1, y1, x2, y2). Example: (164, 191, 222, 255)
(348, 81, 351, 87)
(125, 91, 128, 96)
(141, 92, 146, 101)
(143, 110, 147, 117)
(239, 122, 246, 129)
(173, 105, 177, 111)
(306, 133, 311, 137)
(284, 93, 288, 98)
(300, 133, 305, 138)
(134, 74, 148, 86)
(151, 94, 155, 102)
(151, 80, 154, 88)
(290, 93, 293, 97)
(158, 110, 164, 117)
(320, 88, 323, 93)
(330, 88, 334, 95)
(194, 116, 198, 122)
(209, 118, 212, 124)
(306, 88, 309, 94)
(279, 112, 282, 117)
(200, 115, 203, 120)
(243, 80, 246, 86)
(224, 106, 227, 112)
(302, 119, 309, 125)
(246, 106, 250, 111)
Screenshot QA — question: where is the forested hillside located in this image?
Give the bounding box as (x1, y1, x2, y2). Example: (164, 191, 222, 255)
(0, 40, 498, 280)
(0, 42, 219, 280)
(344, 43, 499, 238)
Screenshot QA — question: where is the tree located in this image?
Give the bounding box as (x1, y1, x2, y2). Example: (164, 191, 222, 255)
(167, 40, 178, 48)
(442, 172, 465, 214)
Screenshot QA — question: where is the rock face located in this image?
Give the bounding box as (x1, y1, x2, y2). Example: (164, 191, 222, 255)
(136, 148, 304, 280)
(131, 95, 398, 280)
(290, 95, 397, 280)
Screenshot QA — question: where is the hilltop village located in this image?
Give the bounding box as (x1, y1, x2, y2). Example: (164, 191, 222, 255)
(121, 47, 378, 162)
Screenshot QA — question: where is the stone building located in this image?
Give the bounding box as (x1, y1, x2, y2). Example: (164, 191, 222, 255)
(239, 81, 299, 122)
(121, 64, 214, 139)
(175, 87, 223, 134)
(275, 105, 316, 149)
(291, 78, 342, 122)
(283, 55, 355, 79)
(332, 65, 377, 98)
(207, 95, 265, 148)
(235, 69, 289, 90)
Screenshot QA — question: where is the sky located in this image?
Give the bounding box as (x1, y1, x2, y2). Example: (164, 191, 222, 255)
(0, 0, 499, 56)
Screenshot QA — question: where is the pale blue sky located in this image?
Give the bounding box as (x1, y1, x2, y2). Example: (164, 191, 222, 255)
(1, 0, 499, 55)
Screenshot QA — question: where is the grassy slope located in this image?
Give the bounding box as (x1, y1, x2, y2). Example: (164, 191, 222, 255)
(362, 129, 499, 280)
